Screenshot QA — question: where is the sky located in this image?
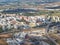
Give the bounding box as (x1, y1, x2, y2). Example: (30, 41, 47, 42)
(0, 0, 60, 2)
(0, 0, 16, 2)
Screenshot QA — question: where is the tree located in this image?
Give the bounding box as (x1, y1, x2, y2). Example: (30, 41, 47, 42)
(0, 26, 3, 33)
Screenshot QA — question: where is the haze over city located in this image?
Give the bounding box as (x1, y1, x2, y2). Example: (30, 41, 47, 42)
(0, 0, 60, 45)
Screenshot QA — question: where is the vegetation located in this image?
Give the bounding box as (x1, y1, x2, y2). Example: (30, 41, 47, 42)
(37, 10, 60, 16)
(23, 13, 37, 16)
(1, 8, 60, 17)
(49, 33, 60, 45)
(0, 26, 3, 33)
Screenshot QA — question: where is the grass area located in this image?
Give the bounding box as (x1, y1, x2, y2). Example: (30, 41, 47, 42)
(52, 12, 60, 16)
(48, 33, 60, 44)
(23, 13, 39, 16)
(56, 40, 60, 44)
(38, 10, 60, 16)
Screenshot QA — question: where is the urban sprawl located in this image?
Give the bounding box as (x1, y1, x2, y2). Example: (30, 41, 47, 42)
(0, 13, 60, 45)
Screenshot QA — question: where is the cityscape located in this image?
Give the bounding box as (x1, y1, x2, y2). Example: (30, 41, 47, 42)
(0, 0, 60, 45)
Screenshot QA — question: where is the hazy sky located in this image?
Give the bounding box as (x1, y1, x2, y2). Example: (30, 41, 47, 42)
(0, 0, 17, 2)
(0, 0, 60, 2)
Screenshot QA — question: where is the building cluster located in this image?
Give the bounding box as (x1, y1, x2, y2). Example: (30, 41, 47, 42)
(6, 31, 49, 45)
(0, 13, 60, 45)
(0, 13, 60, 32)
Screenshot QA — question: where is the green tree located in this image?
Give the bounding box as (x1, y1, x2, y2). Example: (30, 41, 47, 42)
(0, 26, 3, 33)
